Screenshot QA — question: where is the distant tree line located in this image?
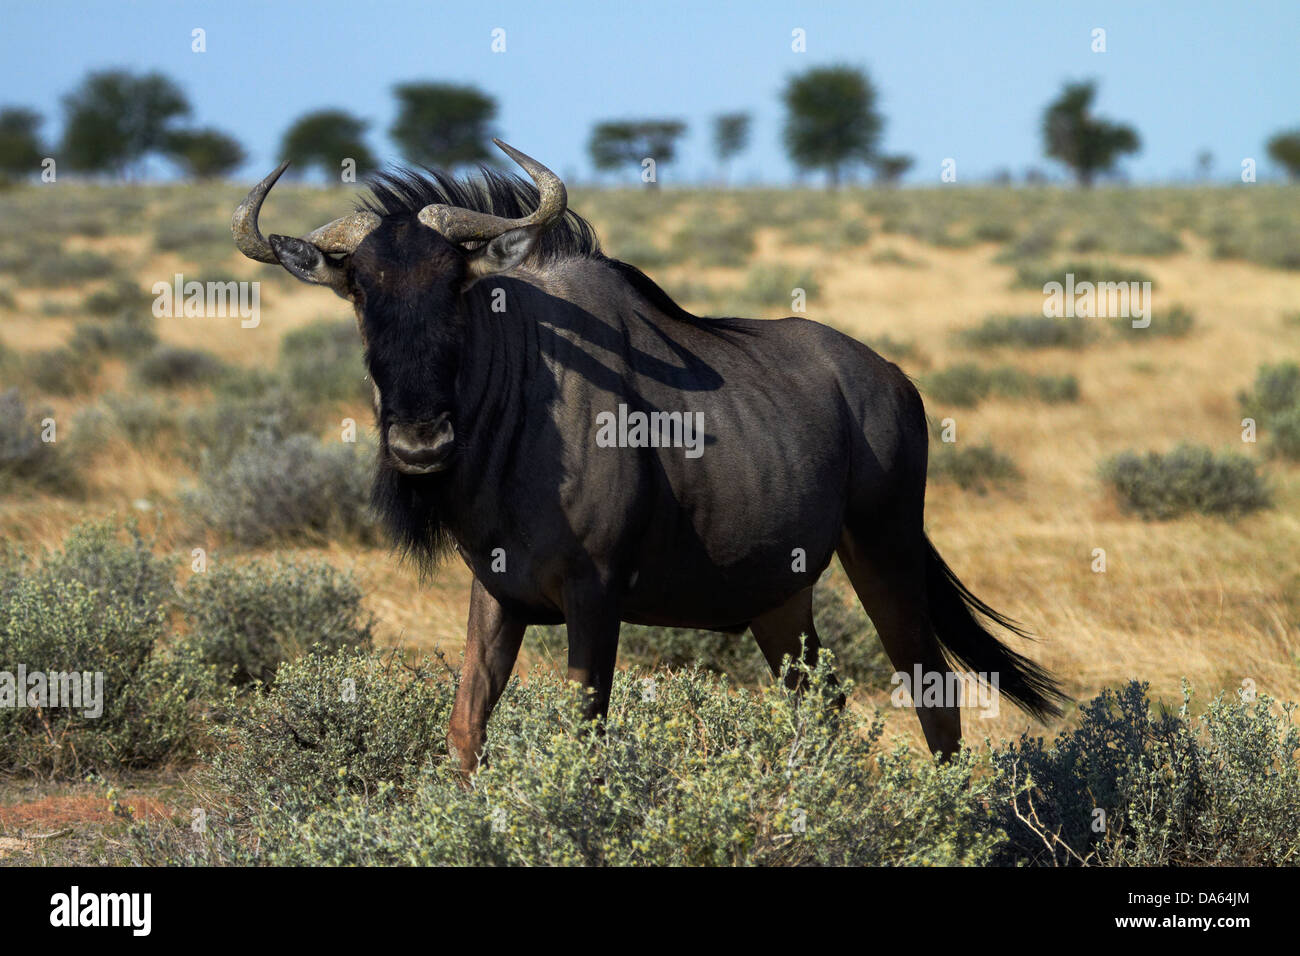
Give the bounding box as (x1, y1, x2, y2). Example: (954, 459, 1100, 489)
(1, 65, 1298, 187)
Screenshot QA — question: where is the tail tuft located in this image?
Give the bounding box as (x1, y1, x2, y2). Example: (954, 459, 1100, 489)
(924, 536, 1070, 721)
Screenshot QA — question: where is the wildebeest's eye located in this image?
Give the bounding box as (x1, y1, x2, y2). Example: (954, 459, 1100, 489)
(327, 252, 348, 263)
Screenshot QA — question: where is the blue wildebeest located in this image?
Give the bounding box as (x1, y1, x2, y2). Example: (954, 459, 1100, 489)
(232, 141, 1066, 773)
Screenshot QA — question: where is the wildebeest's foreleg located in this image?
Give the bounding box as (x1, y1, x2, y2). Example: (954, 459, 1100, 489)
(447, 576, 526, 775)
(562, 582, 622, 723)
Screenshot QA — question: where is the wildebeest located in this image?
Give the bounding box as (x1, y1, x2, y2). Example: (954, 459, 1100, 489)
(233, 140, 1067, 773)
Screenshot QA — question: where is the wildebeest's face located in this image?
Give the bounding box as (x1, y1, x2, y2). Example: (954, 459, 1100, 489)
(231, 140, 567, 475)
(347, 221, 496, 475)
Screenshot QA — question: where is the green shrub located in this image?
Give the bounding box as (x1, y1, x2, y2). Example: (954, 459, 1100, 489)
(25, 347, 99, 395)
(670, 216, 755, 268)
(182, 559, 374, 688)
(1072, 224, 1182, 256)
(929, 441, 1021, 492)
(279, 318, 367, 402)
(1239, 361, 1300, 415)
(1112, 303, 1195, 339)
(925, 363, 1078, 406)
(968, 219, 1016, 243)
(28, 250, 117, 288)
(1013, 261, 1155, 290)
(1101, 444, 1269, 519)
(0, 521, 213, 778)
(1266, 408, 1300, 461)
(162, 654, 1002, 866)
(714, 265, 821, 315)
(870, 248, 924, 267)
(862, 334, 921, 363)
(69, 315, 158, 357)
(153, 219, 232, 258)
(209, 651, 450, 808)
(957, 314, 1094, 350)
(83, 278, 153, 318)
(133, 346, 227, 388)
(1239, 362, 1300, 460)
(0, 388, 74, 492)
(75, 393, 181, 450)
(184, 432, 377, 546)
(993, 226, 1058, 264)
(925, 363, 992, 406)
(126, 655, 1300, 867)
(181, 386, 316, 467)
(990, 681, 1300, 866)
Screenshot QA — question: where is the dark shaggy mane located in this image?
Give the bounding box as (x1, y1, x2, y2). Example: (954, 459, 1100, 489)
(360, 165, 602, 263)
(360, 164, 755, 344)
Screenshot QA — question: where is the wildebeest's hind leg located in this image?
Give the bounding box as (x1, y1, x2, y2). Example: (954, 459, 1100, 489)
(749, 586, 844, 706)
(836, 525, 963, 757)
(447, 576, 527, 776)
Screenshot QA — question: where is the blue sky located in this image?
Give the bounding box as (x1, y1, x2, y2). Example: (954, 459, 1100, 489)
(2, 0, 1297, 184)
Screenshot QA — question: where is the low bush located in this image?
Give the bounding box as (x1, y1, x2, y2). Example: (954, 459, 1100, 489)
(957, 314, 1094, 350)
(156, 654, 1003, 866)
(709, 265, 821, 316)
(279, 318, 367, 402)
(0, 388, 74, 493)
(990, 681, 1300, 865)
(25, 347, 100, 396)
(1111, 303, 1195, 339)
(1101, 444, 1269, 519)
(153, 219, 232, 258)
(184, 432, 377, 546)
(862, 334, 922, 364)
(670, 216, 756, 268)
(929, 441, 1021, 492)
(133, 346, 228, 388)
(181, 385, 316, 468)
(182, 559, 374, 688)
(1013, 260, 1156, 291)
(69, 314, 158, 357)
(925, 363, 1079, 407)
(82, 278, 154, 318)
(136, 659, 1300, 866)
(1239, 362, 1300, 460)
(74, 393, 181, 451)
(0, 521, 213, 778)
(28, 250, 118, 288)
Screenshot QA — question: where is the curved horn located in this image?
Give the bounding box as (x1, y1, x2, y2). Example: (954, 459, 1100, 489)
(305, 211, 382, 253)
(232, 161, 291, 263)
(417, 139, 568, 243)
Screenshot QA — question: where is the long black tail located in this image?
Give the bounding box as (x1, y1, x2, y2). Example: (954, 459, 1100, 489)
(923, 536, 1069, 720)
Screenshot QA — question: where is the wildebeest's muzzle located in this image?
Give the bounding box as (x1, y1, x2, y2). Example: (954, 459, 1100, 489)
(387, 414, 455, 474)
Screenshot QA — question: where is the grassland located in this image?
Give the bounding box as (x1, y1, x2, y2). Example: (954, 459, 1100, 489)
(1, 179, 1298, 862)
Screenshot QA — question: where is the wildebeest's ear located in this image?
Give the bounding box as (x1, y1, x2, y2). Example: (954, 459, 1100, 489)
(464, 226, 540, 286)
(269, 235, 350, 298)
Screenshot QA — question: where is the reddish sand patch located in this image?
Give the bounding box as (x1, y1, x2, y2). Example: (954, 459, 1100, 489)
(0, 794, 171, 831)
